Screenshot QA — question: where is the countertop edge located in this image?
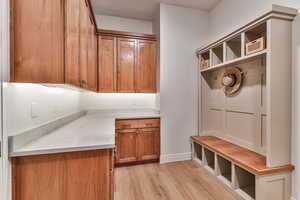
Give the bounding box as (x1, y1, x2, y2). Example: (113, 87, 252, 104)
(10, 144, 116, 157)
(9, 109, 161, 158)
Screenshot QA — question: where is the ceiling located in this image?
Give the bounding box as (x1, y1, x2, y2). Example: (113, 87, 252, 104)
(90, 0, 220, 20)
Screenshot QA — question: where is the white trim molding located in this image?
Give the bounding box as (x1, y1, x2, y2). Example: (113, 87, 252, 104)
(160, 152, 192, 164)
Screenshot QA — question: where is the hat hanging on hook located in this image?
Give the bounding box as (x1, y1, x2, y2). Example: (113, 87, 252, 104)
(221, 67, 243, 96)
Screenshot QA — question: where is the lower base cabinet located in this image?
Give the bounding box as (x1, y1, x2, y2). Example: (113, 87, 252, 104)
(115, 118, 160, 165)
(12, 149, 114, 200)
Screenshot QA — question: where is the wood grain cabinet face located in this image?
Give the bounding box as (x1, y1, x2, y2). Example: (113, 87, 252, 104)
(117, 38, 137, 93)
(116, 129, 138, 163)
(138, 128, 160, 161)
(65, 0, 81, 87)
(115, 118, 160, 165)
(12, 150, 114, 200)
(136, 40, 157, 93)
(84, 24, 98, 92)
(65, 0, 97, 91)
(98, 36, 117, 92)
(11, 0, 65, 83)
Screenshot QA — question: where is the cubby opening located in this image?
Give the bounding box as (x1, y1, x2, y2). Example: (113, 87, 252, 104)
(217, 155, 232, 183)
(235, 165, 256, 200)
(194, 142, 202, 161)
(200, 51, 210, 69)
(204, 148, 215, 170)
(226, 35, 242, 61)
(212, 45, 223, 66)
(245, 22, 267, 56)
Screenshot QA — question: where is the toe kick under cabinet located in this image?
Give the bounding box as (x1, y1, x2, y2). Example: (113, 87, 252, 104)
(115, 118, 160, 165)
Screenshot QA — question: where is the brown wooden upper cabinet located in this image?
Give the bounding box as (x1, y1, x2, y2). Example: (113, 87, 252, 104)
(98, 36, 117, 92)
(97, 30, 157, 93)
(65, 0, 81, 87)
(11, 0, 65, 83)
(117, 38, 137, 93)
(11, 0, 157, 93)
(65, 0, 97, 91)
(136, 40, 157, 93)
(11, 0, 97, 90)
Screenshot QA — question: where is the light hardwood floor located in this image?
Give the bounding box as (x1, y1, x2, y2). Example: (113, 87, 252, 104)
(115, 161, 242, 200)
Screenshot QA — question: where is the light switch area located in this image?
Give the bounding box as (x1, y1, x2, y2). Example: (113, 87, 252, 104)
(4, 83, 81, 136)
(31, 102, 40, 119)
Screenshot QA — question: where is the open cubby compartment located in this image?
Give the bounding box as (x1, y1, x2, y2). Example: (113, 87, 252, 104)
(204, 148, 215, 171)
(235, 165, 256, 200)
(211, 44, 224, 66)
(245, 22, 267, 53)
(193, 142, 203, 162)
(216, 155, 232, 184)
(200, 51, 210, 69)
(226, 35, 242, 61)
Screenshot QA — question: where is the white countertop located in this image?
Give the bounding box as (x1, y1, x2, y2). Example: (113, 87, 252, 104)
(9, 110, 160, 157)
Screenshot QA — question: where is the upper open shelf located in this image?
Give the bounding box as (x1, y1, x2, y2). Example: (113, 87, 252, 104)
(198, 22, 267, 73)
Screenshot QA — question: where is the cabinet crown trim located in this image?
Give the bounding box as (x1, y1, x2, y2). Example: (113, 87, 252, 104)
(97, 29, 157, 41)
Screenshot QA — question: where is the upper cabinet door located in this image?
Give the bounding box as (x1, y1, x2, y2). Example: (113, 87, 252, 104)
(85, 22, 98, 92)
(136, 40, 157, 93)
(98, 36, 117, 92)
(11, 0, 65, 83)
(117, 38, 137, 93)
(65, 0, 80, 87)
(79, 0, 89, 88)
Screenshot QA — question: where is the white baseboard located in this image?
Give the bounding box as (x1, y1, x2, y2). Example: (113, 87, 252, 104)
(160, 152, 192, 164)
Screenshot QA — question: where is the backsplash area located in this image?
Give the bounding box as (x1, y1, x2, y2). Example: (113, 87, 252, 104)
(80, 92, 158, 111)
(3, 83, 81, 136)
(4, 84, 158, 136)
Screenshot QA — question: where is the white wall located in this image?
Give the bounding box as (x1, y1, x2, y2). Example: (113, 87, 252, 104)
(96, 15, 153, 34)
(209, 0, 300, 41)
(3, 83, 81, 136)
(209, 1, 300, 199)
(80, 92, 157, 111)
(152, 9, 161, 109)
(159, 4, 209, 161)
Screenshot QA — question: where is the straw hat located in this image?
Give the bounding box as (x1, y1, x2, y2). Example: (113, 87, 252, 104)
(221, 67, 243, 96)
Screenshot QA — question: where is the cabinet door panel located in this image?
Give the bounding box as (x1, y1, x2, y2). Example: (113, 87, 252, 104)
(11, 0, 64, 83)
(12, 150, 113, 200)
(79, 0, 89, 88)
(98, 36, 117, 92)
(117, 38, 136, 93)
(65, 150, 112, 200)
(65, 0, 80, 87)
(138, 128, 160, 161)
(136, 40, 157, 93)
(85, 24, 98, 92)
(12, 154, 65, 200)
(116, 129, 138, 163)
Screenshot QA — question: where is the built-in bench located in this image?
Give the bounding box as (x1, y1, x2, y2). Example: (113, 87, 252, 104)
(191, 136, 294, 175)
(191, 136, 294, 200)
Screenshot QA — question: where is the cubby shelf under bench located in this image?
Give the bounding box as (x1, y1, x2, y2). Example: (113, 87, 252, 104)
(191, 136, 294, 200)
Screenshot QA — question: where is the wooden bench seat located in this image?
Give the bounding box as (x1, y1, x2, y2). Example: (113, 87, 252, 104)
(191, 136, 294, 175)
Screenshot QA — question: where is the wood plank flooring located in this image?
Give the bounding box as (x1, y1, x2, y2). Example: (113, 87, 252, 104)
(115, 161, 242, 200)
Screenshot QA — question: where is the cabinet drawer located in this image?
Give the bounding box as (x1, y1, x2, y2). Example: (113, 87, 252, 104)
(138, 119, 160, 128)
(116, 120, 139, 130)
